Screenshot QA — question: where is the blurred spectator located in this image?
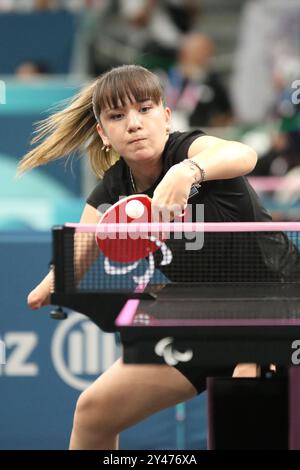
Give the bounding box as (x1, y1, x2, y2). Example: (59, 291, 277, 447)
(249, 55, 300, 176)
(164, 32, 233, 128)
(273, 55, 300, 157)
(35, 0, 52, 9)
(15, 60, 51, 78)
(231, 0, 300, 124)
(71, 0, 201, 76)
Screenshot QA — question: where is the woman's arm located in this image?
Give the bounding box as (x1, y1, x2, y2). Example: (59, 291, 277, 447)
(79, 203, 102, 224)
(27, 204, 101, 310)
(186, 135, 258, 180)
(152, 136, 257, 215)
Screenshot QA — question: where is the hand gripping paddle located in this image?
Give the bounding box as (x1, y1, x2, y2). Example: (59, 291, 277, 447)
(95, 195, 163, 263)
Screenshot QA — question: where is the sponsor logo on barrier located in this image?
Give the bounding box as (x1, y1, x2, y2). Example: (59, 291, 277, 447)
(0, 332, 38, 376)
(51, 312, 119, 391)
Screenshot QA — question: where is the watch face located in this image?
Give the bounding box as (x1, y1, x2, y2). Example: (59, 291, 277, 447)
(188, 186, 199, 199)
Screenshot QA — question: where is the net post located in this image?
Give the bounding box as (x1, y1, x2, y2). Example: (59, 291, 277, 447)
(52, 225, 75, 294)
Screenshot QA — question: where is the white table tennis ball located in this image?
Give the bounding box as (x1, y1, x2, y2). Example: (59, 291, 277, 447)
(125, 199, 145, 219)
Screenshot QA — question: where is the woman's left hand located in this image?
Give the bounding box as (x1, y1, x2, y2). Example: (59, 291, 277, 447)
(152, 163, 194, 222)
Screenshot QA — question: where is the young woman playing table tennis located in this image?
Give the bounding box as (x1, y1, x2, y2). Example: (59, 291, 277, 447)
(18, 65, 271, 449)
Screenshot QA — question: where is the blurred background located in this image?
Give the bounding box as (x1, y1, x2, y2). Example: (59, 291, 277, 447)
(0, 0, 300, 450)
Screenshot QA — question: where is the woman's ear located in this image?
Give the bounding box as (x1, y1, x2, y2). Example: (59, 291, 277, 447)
(96, 123, 110, 146)
(165, 107, 171, 133)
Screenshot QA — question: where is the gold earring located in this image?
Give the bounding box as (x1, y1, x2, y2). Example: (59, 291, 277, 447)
(101, 144, 110, 152)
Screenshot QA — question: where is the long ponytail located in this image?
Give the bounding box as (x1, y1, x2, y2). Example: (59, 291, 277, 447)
(17, 79, 118, 178)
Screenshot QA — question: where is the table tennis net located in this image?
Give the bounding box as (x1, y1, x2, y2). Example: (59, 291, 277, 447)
(51, 223, 300, 295)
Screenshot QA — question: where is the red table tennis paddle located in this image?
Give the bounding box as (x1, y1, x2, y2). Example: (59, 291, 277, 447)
(95, 195, 162, 263)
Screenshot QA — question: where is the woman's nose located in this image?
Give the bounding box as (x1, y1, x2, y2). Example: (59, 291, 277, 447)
(127, 110, 142, 132)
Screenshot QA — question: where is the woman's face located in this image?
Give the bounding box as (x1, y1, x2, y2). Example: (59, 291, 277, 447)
(97, 98, 171, 164)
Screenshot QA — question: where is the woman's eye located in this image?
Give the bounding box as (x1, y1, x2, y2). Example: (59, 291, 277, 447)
(140, 106, 152, 113)
(110, 113, 123, 120)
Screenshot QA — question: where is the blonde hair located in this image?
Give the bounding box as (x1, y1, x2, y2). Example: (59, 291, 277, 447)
(17, 65, 164, 178)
